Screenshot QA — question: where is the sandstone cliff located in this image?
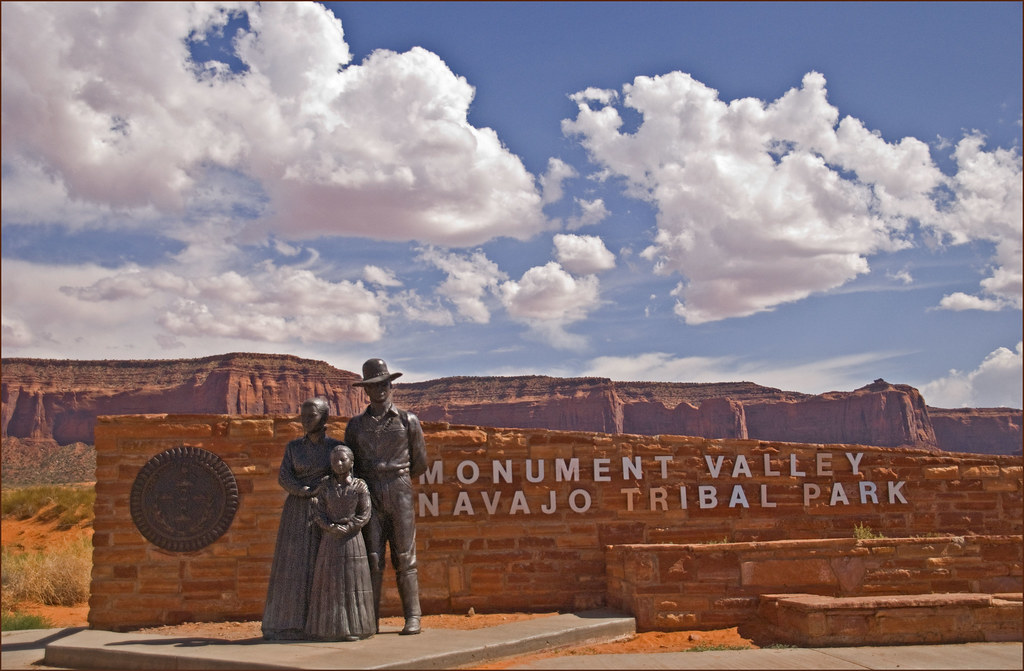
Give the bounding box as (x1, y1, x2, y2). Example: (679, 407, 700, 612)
(743, 379, 939, 449)
(928, 407, 1023, 455)
(397, 376, 947, 450)
(2, 355, 1020, 482)
(1, 353, 365, 445)
(397, 376, 805, 436)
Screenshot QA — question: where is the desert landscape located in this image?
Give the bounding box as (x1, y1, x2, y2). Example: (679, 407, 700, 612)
(2, 353, 1018, 661)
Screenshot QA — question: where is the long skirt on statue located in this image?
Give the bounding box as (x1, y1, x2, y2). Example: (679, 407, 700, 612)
(261, 434, 339, 640)
(305, 529, 376, 640)
(262, 494, 322, 639)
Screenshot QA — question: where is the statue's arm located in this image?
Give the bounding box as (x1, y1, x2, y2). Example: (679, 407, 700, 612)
(277, 444, 312, 497)
(317, 483, 371, 537)
(407, 412, 428, 478)
(352, 480, 372, 531)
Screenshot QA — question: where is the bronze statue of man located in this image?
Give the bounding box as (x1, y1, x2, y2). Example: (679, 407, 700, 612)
(344, 358, 428, 635)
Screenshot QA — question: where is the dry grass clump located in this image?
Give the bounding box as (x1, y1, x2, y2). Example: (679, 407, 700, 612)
(1, 535, 92, 607)
(1, 484, 95, 527)
(853, 522, 885, 540)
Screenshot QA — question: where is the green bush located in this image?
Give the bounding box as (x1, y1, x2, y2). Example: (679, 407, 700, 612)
(1, 611, 53, 631)
(1, 485, 94, 526)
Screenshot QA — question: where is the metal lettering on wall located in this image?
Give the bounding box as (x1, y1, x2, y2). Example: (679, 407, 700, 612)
(130, 446, 239, 552)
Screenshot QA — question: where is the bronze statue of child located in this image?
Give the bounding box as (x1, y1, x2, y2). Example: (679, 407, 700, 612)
(304, 444, 376, 641)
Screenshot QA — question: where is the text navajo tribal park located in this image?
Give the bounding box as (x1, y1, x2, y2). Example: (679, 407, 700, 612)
(415, 450, 909, 517)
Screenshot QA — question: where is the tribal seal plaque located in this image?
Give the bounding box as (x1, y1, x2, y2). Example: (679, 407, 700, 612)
(130, 447, 239, 553)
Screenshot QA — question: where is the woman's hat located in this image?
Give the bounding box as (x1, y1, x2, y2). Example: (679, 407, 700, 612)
(353, 358, 403, 386)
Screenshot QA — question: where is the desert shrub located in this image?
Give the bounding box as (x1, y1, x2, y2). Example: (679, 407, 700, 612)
(1, 485, 94, 526)
(853, 522, 885, 540)
(1, 611, 53, 631)
(0, 582, 18, 613)
(1, 536, 91, 607)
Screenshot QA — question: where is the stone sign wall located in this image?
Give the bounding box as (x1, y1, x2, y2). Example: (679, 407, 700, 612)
(89, 414, 1022, 630)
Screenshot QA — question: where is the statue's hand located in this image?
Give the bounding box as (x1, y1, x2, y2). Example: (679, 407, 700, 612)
(311, 475, 331, 496)
(328, 523, 354, 537)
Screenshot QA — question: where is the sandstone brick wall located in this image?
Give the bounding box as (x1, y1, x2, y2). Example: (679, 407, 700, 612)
(89, 414, 1022, 630)
(606, 536, 1023, 631)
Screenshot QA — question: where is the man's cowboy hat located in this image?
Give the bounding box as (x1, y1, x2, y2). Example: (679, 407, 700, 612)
(353, 358, 403, 386)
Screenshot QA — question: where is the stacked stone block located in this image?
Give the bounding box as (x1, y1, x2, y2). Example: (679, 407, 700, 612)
(89, 414, 1022, 630)
(606, 536, 1023, 631)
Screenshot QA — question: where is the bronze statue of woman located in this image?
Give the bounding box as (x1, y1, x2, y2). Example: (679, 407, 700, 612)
(262, 397, 343, 640)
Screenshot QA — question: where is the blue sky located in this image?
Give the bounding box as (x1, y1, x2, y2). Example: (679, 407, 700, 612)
(2, 2, 1021, 408)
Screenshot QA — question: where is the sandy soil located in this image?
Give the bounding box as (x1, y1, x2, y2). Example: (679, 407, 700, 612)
(2, 509, 760, 665)
(0, 509, 93, 551)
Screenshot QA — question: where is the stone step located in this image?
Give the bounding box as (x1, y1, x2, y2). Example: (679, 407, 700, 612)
(758, 592, 1024, 647)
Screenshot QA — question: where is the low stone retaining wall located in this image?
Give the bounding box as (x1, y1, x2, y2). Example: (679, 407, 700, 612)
(758, 592, 1023, 645)
(605, 535, 1023, 631)
(89, 413, 1022, 630)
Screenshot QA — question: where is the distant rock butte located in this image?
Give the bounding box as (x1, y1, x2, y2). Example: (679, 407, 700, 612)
(399, 376, 953, 451)
(398, 376, 805, 437)
(928, 406, 1023, 456)
(1, 356, 1020, 458)
(1, 353, 365, 445)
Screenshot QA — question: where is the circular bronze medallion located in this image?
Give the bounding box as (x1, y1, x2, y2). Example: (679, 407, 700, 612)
(130, 447, 239, 553)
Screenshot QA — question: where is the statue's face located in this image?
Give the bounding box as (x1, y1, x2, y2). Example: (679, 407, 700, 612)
(331, 448, 353, 476)
(365, 380, 392, 405)
(300, 403, 326, 434)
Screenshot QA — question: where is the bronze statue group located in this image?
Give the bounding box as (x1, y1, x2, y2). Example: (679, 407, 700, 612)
(261, 359, 429, 642)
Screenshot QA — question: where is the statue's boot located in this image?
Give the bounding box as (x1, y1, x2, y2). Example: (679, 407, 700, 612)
(397, 569, 422, 635)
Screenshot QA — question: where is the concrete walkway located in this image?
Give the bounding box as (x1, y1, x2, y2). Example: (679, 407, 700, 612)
(2, 612, 1020, 670)
(511, 643, 1024, 669)
(4, 610, 634, 670)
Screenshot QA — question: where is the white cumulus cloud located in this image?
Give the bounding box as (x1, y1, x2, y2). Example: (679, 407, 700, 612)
(499, 262, 601, 349)
(500, 262, 600, 321)
(553, 234, 616, 275)
(418, 247, 507, 324)
(363, 265, 402, 288)
(58, 261, 387, 345)
(1, 313, 34, 348)
(563, 70, 1021, 324)
(566, 197, 610, 230)
(920, 343, 1023, 408)
(934, 135, 1023, 312)
(1, 1, 548, 246)
(540, 157, 577, 205)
